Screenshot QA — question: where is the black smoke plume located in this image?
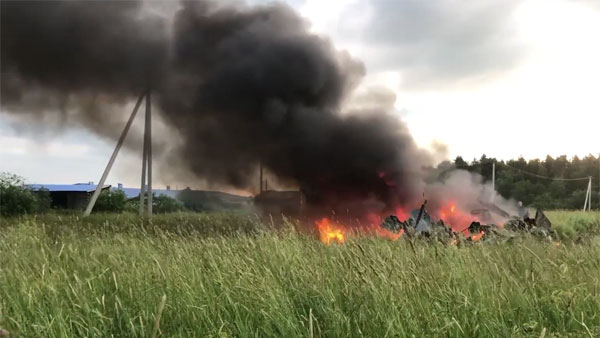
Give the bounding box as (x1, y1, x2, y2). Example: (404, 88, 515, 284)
(1, 0, 428, 211)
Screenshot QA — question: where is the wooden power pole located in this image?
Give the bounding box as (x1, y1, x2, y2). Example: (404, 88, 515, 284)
(139, 90, 153, 217)
(84, 93, 145, 216)
(84, 91, 153, 217)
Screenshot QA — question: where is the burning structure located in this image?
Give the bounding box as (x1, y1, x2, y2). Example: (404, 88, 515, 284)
(315, 200, 556, 245)
(254, 190, 305, 219)
(2, 1, 530, 235)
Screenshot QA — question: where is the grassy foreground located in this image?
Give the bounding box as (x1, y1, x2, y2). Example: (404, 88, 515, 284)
(1, 213, 600, 337)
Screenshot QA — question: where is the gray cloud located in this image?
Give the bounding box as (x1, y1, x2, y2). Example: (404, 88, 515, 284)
(336, 0, 525, 88)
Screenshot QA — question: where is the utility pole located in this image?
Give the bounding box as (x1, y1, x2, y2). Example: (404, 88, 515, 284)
(84, 93, 145, 216)
(146, 90, 153, 217)
(259, 161, 263, 194)
(139, 90, 153, 217)
(583, 176, 592, 211)
(588, 177, 592, 211)
(139, 95, 148, 216)
(491, 161, 495, 203)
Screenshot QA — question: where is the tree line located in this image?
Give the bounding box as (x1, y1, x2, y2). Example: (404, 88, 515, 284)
(450, 154, 599, 210)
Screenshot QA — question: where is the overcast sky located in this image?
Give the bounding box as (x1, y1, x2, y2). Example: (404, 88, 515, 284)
(1, 0, 599, 187)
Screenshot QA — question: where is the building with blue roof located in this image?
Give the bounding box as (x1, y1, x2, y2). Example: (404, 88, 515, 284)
(29, 183, 111, 209)
(29, 183, 252, 211)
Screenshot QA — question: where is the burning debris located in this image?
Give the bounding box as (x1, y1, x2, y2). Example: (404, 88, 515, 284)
(504, 209, 555, 239)
(317, 201, 557, 245)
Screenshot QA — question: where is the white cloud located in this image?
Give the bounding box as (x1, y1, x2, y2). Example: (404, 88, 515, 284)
(294, 0, 600, 160)
(0, 136, 28, 155)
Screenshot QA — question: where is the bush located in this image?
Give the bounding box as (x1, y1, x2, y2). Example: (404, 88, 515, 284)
(153, 194, 184, 213)
(567, 190, 588, 210)
(0, 172, 38, 216)
(129, 193, 185, 214)
(34, 188, 52, 213)
(94, 189, 129, 213)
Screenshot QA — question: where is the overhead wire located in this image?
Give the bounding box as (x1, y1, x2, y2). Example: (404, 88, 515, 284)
(498, 162, 591, 181)
(460, 159, 594, 181)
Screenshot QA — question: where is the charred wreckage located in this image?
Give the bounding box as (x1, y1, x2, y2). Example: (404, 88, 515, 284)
(317, 199, 556, 245)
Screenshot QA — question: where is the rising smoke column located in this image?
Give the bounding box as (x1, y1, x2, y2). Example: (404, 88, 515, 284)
(1, 1, 166, 102)
(1, 0, 428, 210)
(0, 0, 168, 138)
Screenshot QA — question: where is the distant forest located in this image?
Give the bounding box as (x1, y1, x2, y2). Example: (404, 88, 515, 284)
(447, 154, 599, 210)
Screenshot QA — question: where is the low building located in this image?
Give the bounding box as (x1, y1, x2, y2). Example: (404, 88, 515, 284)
(29, 183, 111, 210)
(114, 184, 179, 200)
(113, 185, 252, 212)
(254, 190, 305, 218)
(30, 182, 253, 211)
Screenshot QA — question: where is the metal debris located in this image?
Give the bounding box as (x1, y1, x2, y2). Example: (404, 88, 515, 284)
(381, 205, 556, 243)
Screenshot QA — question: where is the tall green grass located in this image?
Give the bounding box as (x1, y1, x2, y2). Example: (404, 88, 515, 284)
(545, 210, 600, 239)
(1, 212, 599, 337)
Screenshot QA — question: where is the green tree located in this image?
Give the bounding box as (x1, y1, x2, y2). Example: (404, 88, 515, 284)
(153, 194, 184, 213)
(544, 155, 555, 177)
(34, 188, 52, 213)
(567, 190, 589, 209)
(0, 172, 38, 216)
(456, 154, 599, 210)
(454, 156, 468, 170)
(532, 192, 555, 209)
(94, 189, 129, 213)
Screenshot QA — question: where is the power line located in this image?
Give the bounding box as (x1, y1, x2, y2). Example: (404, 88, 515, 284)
(462, 159, 594, 181)
(499, 162, 592, 181)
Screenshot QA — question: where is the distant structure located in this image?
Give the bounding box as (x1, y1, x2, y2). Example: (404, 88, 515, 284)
(115, 185, 252, 211)
(254, 163, 305, 218)
(30, 183, 110, 209)
(30, 183, 252, 212)
(177, 188, 252, 211)
(254, 190, 305, 218)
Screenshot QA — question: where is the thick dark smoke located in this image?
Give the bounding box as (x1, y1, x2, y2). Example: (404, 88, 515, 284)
(1, 1, 166, 99)
(1, 0, 428, 211)
(1, 0, 167, 140)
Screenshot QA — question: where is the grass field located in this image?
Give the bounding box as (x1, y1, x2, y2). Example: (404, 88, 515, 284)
(1, 211, 599, 337)
(544, 210, 600, 239)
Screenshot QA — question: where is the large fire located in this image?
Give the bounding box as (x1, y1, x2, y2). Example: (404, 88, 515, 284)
(436, 201, 478, 234)
(317, 212, 406, 244)
(316, 218, 346, 244)
(315, 201, 483, 245)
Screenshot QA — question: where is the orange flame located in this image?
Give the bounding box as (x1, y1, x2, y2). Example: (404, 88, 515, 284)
(315, 201, 484, 244)
(374, 226, 404, 240)
(367, 211, 405, 240)
(437, 201, 477, 234)
(470, 231, 485, 241)
(317, 213, 406, 244)
(316, 218, 345, 244)
(394, 207, 409, 221)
